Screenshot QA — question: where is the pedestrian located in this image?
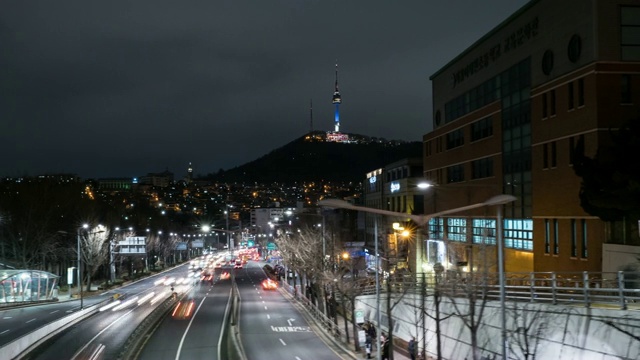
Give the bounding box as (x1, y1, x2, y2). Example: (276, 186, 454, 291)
(381, 334, 390, 360)
(367, 321, 377, 343)
(365, 332, 372, 359)
(408, 336, 416, 360)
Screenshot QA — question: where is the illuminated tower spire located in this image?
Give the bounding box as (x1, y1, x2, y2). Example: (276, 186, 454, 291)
(332, 62, 341, 133)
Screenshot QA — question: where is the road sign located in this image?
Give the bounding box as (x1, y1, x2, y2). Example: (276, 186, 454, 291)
(355, 308, 364, 324)
(267, 242, 277, 250)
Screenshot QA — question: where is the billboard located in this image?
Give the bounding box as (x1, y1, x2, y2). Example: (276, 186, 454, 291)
(192, 240, 204, 248)
(176, 242, 187, 251)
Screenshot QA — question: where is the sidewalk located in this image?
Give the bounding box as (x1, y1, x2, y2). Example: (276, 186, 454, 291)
(333, 313, 414, 360)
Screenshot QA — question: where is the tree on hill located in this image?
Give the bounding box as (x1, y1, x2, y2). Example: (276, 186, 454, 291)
(573, 117, 640, 244)
(209, 134, 422, 183)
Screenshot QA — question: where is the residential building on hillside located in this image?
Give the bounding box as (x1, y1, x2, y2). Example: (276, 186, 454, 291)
(423, 0, 640, 274)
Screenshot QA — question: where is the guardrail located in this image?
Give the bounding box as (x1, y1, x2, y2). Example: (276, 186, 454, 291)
(4, 297, 112, 360)
(281, 283, 346, 341)
(348, 271, 640, 310)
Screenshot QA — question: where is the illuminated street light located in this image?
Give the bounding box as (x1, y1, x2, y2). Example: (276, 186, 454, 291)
(77, 224, 88, 309)
(318, 194, 517, 360)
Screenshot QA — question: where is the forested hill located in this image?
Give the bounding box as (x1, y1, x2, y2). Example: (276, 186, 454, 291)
(210, 133, 422, 183)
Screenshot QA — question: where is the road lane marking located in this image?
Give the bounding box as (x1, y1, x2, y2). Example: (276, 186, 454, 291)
(1, 330, 9, 335)
(50, 310, 59, 314)
(71, 303, 140, 360)
(279, 339, 287, 346)
(176, 296, 208, 360)
(271, 325, 311, 332)
(3, 317, 12, 319)
(26, 318, 36, 323)
(267, 314, 271, 319)
(264, 306, 268, 310)
(296, 357, 301, 360)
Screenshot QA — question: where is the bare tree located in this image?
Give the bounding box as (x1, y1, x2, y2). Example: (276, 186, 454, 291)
(80, 225, 109, 292)
(508, 303, 550, 359)
(443, 242, 495, 360)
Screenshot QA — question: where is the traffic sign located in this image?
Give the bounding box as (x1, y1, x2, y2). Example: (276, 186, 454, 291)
(355, 308, 364, 324)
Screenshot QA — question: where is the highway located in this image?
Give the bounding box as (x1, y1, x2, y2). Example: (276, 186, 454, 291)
(4, 256, 347, 360)
(137, 267, 232, 360)
(15, 262, 195, 360)
(238, 262, 343, 360)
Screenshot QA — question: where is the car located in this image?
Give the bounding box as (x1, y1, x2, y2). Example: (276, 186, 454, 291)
(261, 279, 278, 290)
(234, 260, 243, 269)
(171, 299, 195, 320)
(219, 271, 230, 280)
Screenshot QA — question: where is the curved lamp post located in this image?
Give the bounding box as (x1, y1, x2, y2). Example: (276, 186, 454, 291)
(318, 194, 517, 360)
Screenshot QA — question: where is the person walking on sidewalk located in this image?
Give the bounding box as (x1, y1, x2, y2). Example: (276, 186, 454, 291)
(364, 332, 372, 359)
(381, 334, 390, 360)
(408, 336, 417, 360)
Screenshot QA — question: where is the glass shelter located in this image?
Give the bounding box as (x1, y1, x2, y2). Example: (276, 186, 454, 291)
(0, 270, 59, 304)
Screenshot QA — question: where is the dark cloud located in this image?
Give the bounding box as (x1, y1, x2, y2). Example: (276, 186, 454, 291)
(0, 0, 529, 178)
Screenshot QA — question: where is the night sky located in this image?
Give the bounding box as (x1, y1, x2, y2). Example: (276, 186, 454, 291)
(1, 0, 528, 179)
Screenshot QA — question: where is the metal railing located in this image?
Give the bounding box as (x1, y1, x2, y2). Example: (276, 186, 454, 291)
(345, 271, 640, 310)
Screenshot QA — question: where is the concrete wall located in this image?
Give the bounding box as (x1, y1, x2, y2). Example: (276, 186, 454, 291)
(356, 292, 639, 359)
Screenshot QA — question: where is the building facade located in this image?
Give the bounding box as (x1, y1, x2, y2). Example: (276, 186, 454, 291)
(363, 158, 425, 274)
(424, 0, 640, 274)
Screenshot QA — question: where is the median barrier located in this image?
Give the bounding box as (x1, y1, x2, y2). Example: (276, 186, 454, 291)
(4, 298, 111, 360)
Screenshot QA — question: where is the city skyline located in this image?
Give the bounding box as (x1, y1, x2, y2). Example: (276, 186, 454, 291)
(1, 0, 528, 178)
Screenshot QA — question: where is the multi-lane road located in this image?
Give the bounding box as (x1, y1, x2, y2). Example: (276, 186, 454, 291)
(3, 257, 348, 360)
(139, 260, 345, 359)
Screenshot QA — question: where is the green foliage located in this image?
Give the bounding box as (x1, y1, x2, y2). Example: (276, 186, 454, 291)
(573, 118, 640, 222)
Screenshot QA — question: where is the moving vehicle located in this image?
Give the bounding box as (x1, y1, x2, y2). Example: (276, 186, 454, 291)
(261, 279, 277, 290)
(172, 299, 196, 320)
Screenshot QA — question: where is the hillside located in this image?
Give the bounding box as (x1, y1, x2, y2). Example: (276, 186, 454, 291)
(210, 132, 422, 183)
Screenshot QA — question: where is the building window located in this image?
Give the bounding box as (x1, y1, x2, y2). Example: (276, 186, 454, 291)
(425, 141, 432, 157)
(503, 219, 533, 250)
(542, 93, 548, 118)
(553, 219, 559, 255)
(621, 6, 640, 61)
(472, 157, 494, 179)
(447, 164, 465, 183)
(621, 74, 632, 104)
(446, 129, 465, 150)
(550, 90, 556, 116)
(471, 117, 493, 141)
(551, 141, 557, 168)
(569, 137, 575, 166)
(578, 78, 585, 107)
(428, 217, 444, 240)
(472, 219, 496, 245)
(544, 219, 550, 254)
(571, 219, 577, 257)
(568, 82, 574, 110)
(447, 218, 467, 242)
(543, 143, 549, 169)
(581, 219, 588, 258)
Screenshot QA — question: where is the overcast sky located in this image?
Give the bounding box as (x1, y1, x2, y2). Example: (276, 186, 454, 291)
(1, 0, 529, 179)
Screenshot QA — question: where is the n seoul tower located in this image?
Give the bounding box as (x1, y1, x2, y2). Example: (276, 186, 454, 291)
(332, 62, 341, 133)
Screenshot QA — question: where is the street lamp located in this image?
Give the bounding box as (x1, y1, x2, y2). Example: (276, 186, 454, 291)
(318, 194, 517, 360)
(77, 224, 88, 310)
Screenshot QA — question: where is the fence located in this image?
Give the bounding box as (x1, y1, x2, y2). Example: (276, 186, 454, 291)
(352, 270, 640, 310)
